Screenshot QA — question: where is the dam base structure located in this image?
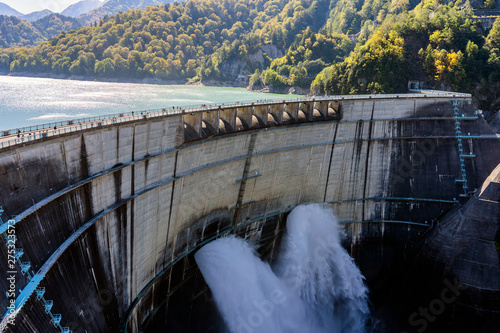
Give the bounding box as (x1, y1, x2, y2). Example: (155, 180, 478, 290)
(0, 92, 499, 332)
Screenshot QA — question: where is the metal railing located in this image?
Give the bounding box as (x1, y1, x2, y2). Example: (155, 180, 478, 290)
(451, 99, 472, 196)
(0, 91, 472, 149)
(0, 207, 72, 333)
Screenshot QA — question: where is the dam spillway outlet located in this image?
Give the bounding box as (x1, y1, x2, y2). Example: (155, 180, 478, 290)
(195, 204, 369, 333)
(0, 93, 499, 332)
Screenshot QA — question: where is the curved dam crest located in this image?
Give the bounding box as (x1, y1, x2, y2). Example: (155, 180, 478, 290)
(0, 93, 498, 332)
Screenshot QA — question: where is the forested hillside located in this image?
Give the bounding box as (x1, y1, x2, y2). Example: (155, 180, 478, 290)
(33, 14, 82, 38)
(0, 16, 45, 47)
(259, 0, 500, 109)
(0, 0, 499, 110)
(0, 0, 330, 82)
(0, 14, 82, 48)
(311, 0, 500, 110)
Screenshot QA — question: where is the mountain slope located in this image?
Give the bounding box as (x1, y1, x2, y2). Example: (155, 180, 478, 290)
(61, 0, 105, 18)
(0, 15, 45, 47)
(0, 2, 23, 17)
(0, 0, 328, 79)
(21, 9, 53, 22)
(0, 13, 81, 48)
(77, 0, 177, 24)
(32, 13, 82, 38)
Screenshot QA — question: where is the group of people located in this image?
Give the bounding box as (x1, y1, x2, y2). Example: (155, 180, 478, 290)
(16, 129, 50, 139)
(9, 101, 248, 142)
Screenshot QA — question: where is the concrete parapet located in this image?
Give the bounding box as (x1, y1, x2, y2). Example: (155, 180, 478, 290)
(283, 102, 298, 122)
(183, 112, 202, 140)
(201, 110, 220, 136)
(252, 104, 269, 126)
(313, 101, 328, 119)
(236, 105, 253, 130)
(298, 101, 314, 121)
(219, 107, 236, 132)
(268, 103, 284, 124)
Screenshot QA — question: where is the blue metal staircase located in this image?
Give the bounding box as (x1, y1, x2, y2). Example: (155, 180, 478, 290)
(451, 99, 474, 196)
(0, 207, 72, 333)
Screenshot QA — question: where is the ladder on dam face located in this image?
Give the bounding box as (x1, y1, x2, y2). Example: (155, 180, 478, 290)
(451, 99, 474, 196)
(0, 207, 72, 333)
(233, 133, 258, 229)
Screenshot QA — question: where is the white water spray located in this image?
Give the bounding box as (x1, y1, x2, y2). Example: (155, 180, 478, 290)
(195, 204, 370, 333)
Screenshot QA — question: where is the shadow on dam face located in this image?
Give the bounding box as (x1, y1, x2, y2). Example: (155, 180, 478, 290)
(1, 95, 499, 333)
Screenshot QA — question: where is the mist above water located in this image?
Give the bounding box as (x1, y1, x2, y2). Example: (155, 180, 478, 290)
(195, 204, 370, 333)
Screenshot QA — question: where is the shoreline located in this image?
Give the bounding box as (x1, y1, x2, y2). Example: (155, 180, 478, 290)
(0, 72, 309, 95)
(1, 71, 190, 86)
(0, 72, 308, 132)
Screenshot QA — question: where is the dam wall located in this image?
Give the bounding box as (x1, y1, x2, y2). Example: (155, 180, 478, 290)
(0, 94, 499, 332)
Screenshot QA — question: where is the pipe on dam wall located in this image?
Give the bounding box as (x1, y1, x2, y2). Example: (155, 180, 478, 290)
(0, 95, 499, 332)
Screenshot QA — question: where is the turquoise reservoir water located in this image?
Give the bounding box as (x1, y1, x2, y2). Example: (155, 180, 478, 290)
(0, 76, 300, 131)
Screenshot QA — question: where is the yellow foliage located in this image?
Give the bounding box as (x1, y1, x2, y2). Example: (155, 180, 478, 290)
(434, 50, 461, 81)
(447, 51, 458, 67)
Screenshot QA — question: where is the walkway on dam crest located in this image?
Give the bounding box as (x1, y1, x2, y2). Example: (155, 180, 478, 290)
(0, 91, 472, 149)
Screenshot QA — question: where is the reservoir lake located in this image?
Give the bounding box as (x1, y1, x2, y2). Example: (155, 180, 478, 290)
(0, 76, 300, 131)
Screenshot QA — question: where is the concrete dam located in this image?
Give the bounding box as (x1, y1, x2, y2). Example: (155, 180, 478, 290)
(0, 93, 499, 333)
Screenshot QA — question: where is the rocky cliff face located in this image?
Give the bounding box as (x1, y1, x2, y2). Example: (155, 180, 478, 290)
(217, 44, 283, 87)
(247, 84, 311, 95)
(219, 59, 249, 87)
